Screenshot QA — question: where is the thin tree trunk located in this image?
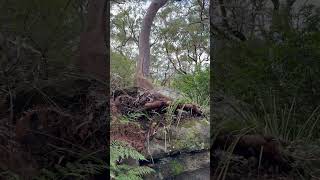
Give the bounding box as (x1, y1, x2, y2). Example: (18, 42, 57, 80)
(76, 0, 107, 81)
(270, 0, 296, 33)
(136, 0, 168, 89)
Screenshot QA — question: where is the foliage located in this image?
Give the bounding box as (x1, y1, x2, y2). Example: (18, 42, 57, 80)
(111, 52, 135, 90)
(221, 101, 320, 179)
(35, 160, 107, 180)
(260, 98, 320, 142)
(234, 96, 320, 142)
(110, 140, 155, 180)
(0, 0, 84, 108)
(172, 67, 209, 106)
(0, 150, 108, 180)
(111, 0, 209, 84)
(0, 2, 108, 180)
(211, 0, 320, 116)
(0, 0, 81, 66)
(0, 171, 20, 180)
(214, 30, 320, 117)
(211, 1, 320, 179)
(212, 92, 320, 178)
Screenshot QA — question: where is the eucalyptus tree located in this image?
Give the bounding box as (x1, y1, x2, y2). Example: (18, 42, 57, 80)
(111, 0, 209, 86)
(136, 0, 169, 89)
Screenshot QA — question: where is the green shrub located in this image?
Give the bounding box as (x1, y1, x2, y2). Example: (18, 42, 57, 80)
(111, 52, 135, 90)
(172, 67, 209, 106)
(213, 31, 320, 115)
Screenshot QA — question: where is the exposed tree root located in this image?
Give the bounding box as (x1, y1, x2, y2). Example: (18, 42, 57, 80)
(112, 87, 203, 116)
(110, 87, 204, 154)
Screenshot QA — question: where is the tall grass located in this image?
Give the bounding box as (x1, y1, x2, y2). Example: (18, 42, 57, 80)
(213, 95, 320, 179)
(259, 97, 319, 143)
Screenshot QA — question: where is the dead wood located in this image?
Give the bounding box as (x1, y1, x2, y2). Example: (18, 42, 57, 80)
(143, 100, 168, 110)
(113, 87, 202, 116)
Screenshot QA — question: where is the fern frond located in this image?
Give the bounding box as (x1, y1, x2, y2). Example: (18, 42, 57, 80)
(110, 140, 146, 162)
(110, 140, 155, 180)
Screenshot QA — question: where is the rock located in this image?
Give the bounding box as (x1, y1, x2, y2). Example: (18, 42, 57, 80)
(154, 87, 184, 100)
(111, 87, 209, 179)
(143, 117, 210, 179)
(146, 118, 209, 159)
(144, 151, 210, 180)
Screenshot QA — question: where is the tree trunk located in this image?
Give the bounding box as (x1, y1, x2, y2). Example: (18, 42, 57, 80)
(76, 0, 107, 81)
(136, 0, 168, 89)
(270, 0, 296, 33)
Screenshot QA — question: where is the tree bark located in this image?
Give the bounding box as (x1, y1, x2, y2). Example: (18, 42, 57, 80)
(136, 0, 168, 89)
(270, 0, 296, 33)
(76, 0, 107, 81)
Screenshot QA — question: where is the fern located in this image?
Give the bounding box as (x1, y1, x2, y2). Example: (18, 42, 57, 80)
(34, 153, 107, 180)
(110, 140, 155, 180)
(0, 170, 20, 180)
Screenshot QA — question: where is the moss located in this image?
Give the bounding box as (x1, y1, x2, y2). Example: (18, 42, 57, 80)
(169, 119, 209, 150)
(180, 119, 198, 128)
(172, 129, 202, 150)
(198, 119, 209, 126)
(170, 160, 184, 176)
(180, 118, 208, 129)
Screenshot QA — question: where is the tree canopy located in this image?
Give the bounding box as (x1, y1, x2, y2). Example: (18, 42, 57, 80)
(111, 0, 209, 87)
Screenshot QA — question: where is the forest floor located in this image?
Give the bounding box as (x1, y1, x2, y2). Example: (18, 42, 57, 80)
(110, 86, 209, 179)
(0, 79, 109, 179)
(212, 94, 320, 180)
(1, 81, 319, 180)
(111, 87, 308, 180)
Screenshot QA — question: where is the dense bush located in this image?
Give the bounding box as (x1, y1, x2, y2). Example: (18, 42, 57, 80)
(111, 52, 135, 90)
(172, 67, 209, 106)
(213, 31, 320, 115)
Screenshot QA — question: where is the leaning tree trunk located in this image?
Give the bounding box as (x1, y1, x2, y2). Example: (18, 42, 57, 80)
(136, 0, 168, 90)
(76, 0, 107, 81)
